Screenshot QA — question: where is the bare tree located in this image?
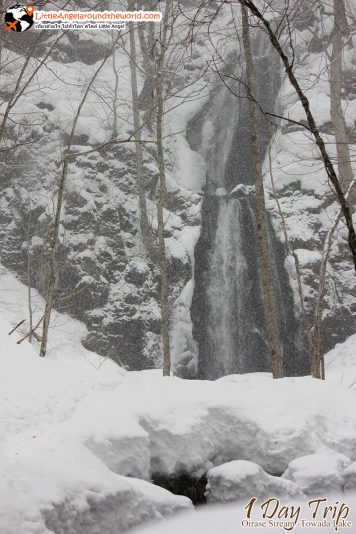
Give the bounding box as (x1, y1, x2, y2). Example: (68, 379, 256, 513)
(25, 202, 34, 343)
(0, 30, 68, 144)
(329, 0, 354, 197)
(239, 0, 356, 272)
(155, 0, 173, 376)
(128, 10, 153, 252)
(52, 2, 207, 375)
(266, 136, 319, 377)
(111, 35, 120, 139)
(137, 0, 157, 130)
(308, 0, 355, 379)
(312, 180, 355, 380)
(39, 39, 119, 357)
(241, 4, 284, 378)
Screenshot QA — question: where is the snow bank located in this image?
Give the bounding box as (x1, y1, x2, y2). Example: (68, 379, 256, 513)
(0, 269, 192, 534)
(0, 314, 192, 534)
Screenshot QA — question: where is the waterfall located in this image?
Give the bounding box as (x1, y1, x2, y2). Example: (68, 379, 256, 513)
(203, 196, 266, 378)
(187, 28, 309, 380)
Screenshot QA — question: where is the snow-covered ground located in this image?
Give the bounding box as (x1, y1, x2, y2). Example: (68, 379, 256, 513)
(132, 497, 356, 534)
(1, 266, 356, 533)
(0, 267, 193, 534)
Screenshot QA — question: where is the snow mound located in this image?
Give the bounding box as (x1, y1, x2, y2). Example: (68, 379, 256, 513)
(206, 460, 304, 502)
(0, 406, 191, 534)
(41, 476, 192, 534)
(282, 452, 351, 496)
(325, 334, 356, 389)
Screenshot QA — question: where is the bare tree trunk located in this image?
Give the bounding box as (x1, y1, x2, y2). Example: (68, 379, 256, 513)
(330, 0, 354, 199)
(241, 4, 284, 379)
(0, 31, 65, 142)
(313, 180, 355, 379)
(26, 208, 33, 343)
(40, 42, 118, 357)
(129, 16, 153, 251)
(137, 0, 157, 129)
(307, 0, 355, 378)
(112, 37, 119, 139)
(155, 0, 172, 376)
(241, 0, 356, 271)
(39, 158, 67, 357)
(18, 315, 44, 345)
(267, 137, 318, 377)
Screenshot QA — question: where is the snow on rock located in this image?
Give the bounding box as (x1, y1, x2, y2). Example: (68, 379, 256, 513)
(282, 452, 352, 496)
(326, 334, 356, 370)
(262, 5, 356, 354)
(131, 504, 245, 534)
(0, 26, 203, 371)
(342, 461, 356, 493)
(171, 279, 199, 378)
(2, 443, 191, 534)
(206, 460, 304, 503)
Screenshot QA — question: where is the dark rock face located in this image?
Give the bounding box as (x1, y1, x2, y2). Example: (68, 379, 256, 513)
(152, 473, 207, 506)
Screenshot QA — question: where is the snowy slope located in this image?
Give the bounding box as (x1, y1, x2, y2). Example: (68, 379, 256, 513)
(0, 268, 193, 534)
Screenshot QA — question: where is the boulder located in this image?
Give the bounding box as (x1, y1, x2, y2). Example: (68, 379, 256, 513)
(206, 460, 304, 502)
(282, 452, 351, 496)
